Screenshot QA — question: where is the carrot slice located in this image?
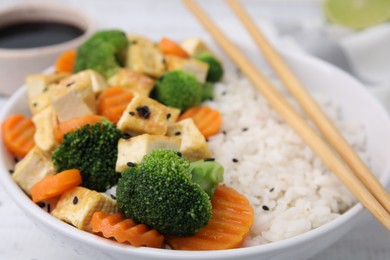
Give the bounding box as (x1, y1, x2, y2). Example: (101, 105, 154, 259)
(31, 169, 82, 203)
(158, 37, 190, 58)
(2, 114, 35, 158)
(178, 106, 222, 138)
(53, 114, 105, 143)
(91, 212, 164, 248)
(55, 50, 77, 73)
(167, 185, 254, 250)
(97, 86, 134, 124)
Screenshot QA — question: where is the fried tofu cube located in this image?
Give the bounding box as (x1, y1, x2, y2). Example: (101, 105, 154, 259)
(126, 42, 165, 78)
(117, 95, 173, 136)
(25, 73, 69, 100)
(72, 70, 108, 95)
(32, 106, 58, 152)
(167, 119, 212, 162)
(51, 76, 96, 123)
(12, 147, 56, 196)
(108, 69, 155, 96)
(51, 187, 118, 232)
(116, 134, 181, 172)
(180, 37, 212, 57)
(165, 55, 209, 83)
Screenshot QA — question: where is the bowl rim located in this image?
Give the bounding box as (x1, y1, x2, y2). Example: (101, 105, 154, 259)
(0, 49, 389, 258)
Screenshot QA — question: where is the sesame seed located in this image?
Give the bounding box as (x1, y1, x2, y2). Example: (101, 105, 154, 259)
(222, 130, 227, 135)
(33, 102, 38, 107)
(122, 133, 131, 139)
(127, 162, 136, 167)
(37, 202, 46, 208)
(175, 131, 181, 136)
(136, 106, 151, 119)
(14, 157, 19, 163)
(262, 205, 270, 211)
(232, 158, 239, 163)
(129, 111, 135, 116)
(66, 82, 74, 87)
(47, 204, 51, 213)
(242, 127, 248, 132)
(43, 87, 48, 92)
(73, 196, 78, 205)
(221, 91, 227, 96)
(110, 194, 116, 200)
(166, 113, 171, 119)
(176, 152, 182, 157)
(8, 169, 14, 174)
(131, 40, 138, 44)
(204, 158, 215, 162)
(270, 187, 275, 192)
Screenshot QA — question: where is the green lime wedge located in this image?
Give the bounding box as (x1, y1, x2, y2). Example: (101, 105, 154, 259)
(324, 0, 390, 29)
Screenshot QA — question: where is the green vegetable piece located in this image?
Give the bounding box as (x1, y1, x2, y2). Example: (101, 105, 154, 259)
(152, 71, 202, 111)
(52, 120, 122, 192)
(74, 30, 128, 78)
(195, 52, 224, 82)
(116, 150, 211, 237)
(188, 159, 224, 198)
(201, 82, 214, 102)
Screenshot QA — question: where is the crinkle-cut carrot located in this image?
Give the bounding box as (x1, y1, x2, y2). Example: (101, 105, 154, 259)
(167, 185, 254, 250)
(53, 114, 105, 143)
(91, 212, 164, 248)
(31, 169, 82, 203)
(158, 37, 190, 58)
(178, 106, 222, 138)
(55, 50, 77, 73)
(97, 87, 134, 124)
(2, 114, 35, 158)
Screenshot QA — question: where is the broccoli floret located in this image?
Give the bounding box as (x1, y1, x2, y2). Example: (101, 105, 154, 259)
(189, 159, 224, 198)
(196, 52, 224, 82)
(117, 150, 211, 237)
(52, 121, 122, 192)
(151, 71, 202, 111)
(74, 30, 128, 78)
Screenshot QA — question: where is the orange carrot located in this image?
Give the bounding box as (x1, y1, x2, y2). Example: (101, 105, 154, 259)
(167, 185, 254, 250)
(55, 50, 77, 73)
(97, 87, 134, 124)
(31, 169, 82, 203)
(53, 114, 105, 143)
(158, 37, 190, 58)
(178, 106, 222, 138)
(1, 114, 35, 158)
(91, 212, 164, 248)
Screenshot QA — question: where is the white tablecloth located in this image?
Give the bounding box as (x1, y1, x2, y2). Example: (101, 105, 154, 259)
(0, 0, 389, 259)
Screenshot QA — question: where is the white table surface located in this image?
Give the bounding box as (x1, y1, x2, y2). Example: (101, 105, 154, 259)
(0, 0, 389, 259)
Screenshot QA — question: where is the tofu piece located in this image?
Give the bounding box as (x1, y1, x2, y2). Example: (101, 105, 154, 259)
(116, 134, 181, 172)
(165, 55, 209, 83)
(51, 187, 118, 232)
(25, 73, 69, 99)
(126, 42, 165, 78)
(51, 75, 96, 123)
(127, 34, 154, 47)
(180, 37, 212, 57)
(108, 69, 155, 96)
(117, 95, 173, 136)
(167, 119, 212, 162)
(32, 106, 58, 152)
(12, 147, 56, 196)
(77, 70, 108, 95)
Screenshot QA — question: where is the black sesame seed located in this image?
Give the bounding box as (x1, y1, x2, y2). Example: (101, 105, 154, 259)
(47, 204, 51, 213)
(177, 152, 182, 157)
(242, 127, 248, 132)
(166, 113, 171, 119)
(122, 133, 131, 139)
(73, 196, 78, 205)
(110, 194, 116, 200)
(175, 131, 181, 136)
(127, 162, 136, 167)
(221, 91, 227, 96)
(14, 157, 19, 163)
(131, 40, 138, 44)
(204, 158, 215, 162)
(232, 158, 239, 163)
(33, 102, 38, 107)
(136, 106, 151, 119)
(37, 202, 46, 208)
(222, 130, 227, 135)
(129, 111, 135, 116)
(43, 87, 48, 93)
(269, 187, 275, 192)
(66, 82, 74, 87)
(8, 169, 14, 174)
(262, 205, 270, 211)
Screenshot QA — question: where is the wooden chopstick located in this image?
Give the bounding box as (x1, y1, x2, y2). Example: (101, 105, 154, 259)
(226, 0, 390, 214)
(182, 0, 390, 231)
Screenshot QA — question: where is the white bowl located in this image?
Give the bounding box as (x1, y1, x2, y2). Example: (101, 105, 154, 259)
(1, 50, 390, 260)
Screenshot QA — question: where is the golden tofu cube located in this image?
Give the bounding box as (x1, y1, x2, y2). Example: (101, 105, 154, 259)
(25, 73, 69, 100)
(73, 70, 108, 95)
(51, 187, 118, 232)
(180, 37, 212, 57)
(108, 69, 155, 96)
(117, 95, 173, 136)
(167, 118, 212, 162)
(116, 134, 181, 172)
(165, 55, 209, 83)
(12, 147, 56, 196)
(126, 43, 165, 78)
(32, 106, 58, 152)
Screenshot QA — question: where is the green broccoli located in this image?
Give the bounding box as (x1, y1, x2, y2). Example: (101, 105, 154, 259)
(74, 30, 128, 78)
(151, 71, 202, 111)
(196, 52, 224, 82)
(52, 120, 122, 192)
(189, 159, 224, 198)
(116, 150, 211, 237)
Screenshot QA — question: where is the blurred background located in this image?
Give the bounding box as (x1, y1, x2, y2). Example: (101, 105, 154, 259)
(0, 0, 389, 259)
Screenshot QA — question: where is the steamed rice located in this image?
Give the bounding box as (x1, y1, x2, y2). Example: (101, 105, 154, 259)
(206, 69, 369, 245)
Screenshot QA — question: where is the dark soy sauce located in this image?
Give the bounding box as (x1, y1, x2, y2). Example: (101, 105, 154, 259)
(0, 21, 84, 49)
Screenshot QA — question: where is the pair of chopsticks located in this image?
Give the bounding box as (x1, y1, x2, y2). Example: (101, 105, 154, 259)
(183, 0, 390, 231)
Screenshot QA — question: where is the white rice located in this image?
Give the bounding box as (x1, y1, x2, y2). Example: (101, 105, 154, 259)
(206, 70, 369, 245)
